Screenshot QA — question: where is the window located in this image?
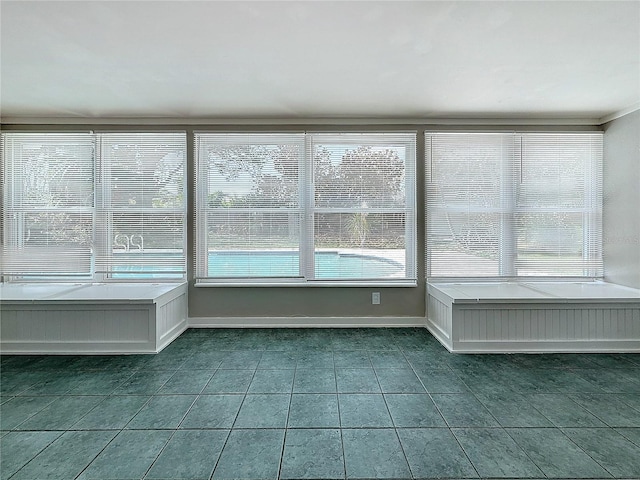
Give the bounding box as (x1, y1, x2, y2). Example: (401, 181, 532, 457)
(195, 132, 416, 284)
(96, 133, 187, 279)
(426, 132, 603, 279)
(1, 132, 187, 281)
(1, 133, 95, 278)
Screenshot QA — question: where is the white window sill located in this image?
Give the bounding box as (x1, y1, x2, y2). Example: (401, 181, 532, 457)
(195, 280, 418, 288)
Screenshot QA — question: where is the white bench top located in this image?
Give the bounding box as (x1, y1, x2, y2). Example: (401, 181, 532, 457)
(0, 282, 187, 304)
(428, 281, 640, 304)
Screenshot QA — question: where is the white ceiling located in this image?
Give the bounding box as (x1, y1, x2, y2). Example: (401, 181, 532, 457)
(1, 0, 639, 123)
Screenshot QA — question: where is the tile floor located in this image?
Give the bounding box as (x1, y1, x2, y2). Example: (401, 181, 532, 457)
(1, 327, 640, 480)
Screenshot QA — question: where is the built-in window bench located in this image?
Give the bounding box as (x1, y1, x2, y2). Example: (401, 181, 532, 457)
(0, 283, 187, 354)
(426, 281, 640, 353)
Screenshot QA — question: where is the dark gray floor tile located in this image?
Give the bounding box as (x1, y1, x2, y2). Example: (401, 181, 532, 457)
(146, 429, 229, 480)
(127, 394, 196, 429)
(233, 394, 290, 428)
(455, 369, 515, 395)
(512, 353, 598, 369)
(0, 396, 58, 430)
(26, 355, 84, 371)
(157, 369, 214, 394)
(392, 328, 442, 351)
(141, 350, 191, 370)
(563, 427, 640, 478)
(218, 350, 263, 369)
(180, 394, 243, 429)
(404, 351, 451, 370)
(6, 329, 640, 480)
(330, 330, 369, 350)
(507, 428, 612, 478)
(543, 369, 605, 393)
(338, 394, 393, 428)
(453, 428, 544, 479)
(248, 369, 295, 393)
(257, 351, 297, 369)
(79, 430, 171, 480)
(359, 330, 400, 351)
(288, 394, 340, 428)
(10, 430, 117, 480)
(375, 368, 426, 393)
(296, 351, 334, 368)
(342, 428, 411, 479)
(397, 428, 478, 479)
(527, 393, 607, 427)
(369, 351, 410, 369)
(0, 355, 44, 371)
(0, 371, 50, 396)
(179, 350, 225, 370)
(414, 368, 471, 393)
(476, 393, 554, 427)
(202, 369, 254, 394)
(335, 368, 381, 393)
(569, 393, 640, 426)
(385, 394, 446, 427)
(586, 353, 638, 368)
(280, 429, 345, 479)
(499, 368, 561, 394)
(575, 368, 640, 393)
(616, 427, 640, 447)
(293, 368, 337, 393)
(431, 394, 499, 427)
(113, 370, 176, 395)
(0, 431, 61, 480)
(212, 429, 284, 480)
(20, 373, 85, 395)
(334, 351, 372, 368)
(66, 370, 134, 395)
(618, 392, 640, 411)
(72, 395, 150, 430)
(446, 354, 503, 372)
(16, 395, 105, 431)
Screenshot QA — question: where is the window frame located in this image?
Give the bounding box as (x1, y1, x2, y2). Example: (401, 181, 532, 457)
(1, 131, 188, 283)
(194, 131, 417, 286)
(425, 131, 603, 281)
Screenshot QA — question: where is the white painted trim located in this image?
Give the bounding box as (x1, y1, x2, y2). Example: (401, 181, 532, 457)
(1, 116, 603, 126)
(599, 103, 640, 125)
(188, 316, 426, 328)
(156, 318, 188, 352)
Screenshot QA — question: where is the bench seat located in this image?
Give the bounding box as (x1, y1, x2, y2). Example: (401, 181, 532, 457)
(426, 281, 640, 353)
(0, 282, 188, 354)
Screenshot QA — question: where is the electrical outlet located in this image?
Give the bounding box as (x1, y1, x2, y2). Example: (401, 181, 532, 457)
(372, 292, 381, 305)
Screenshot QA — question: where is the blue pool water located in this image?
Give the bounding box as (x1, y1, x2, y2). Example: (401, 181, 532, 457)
(113, 251, 403, 279)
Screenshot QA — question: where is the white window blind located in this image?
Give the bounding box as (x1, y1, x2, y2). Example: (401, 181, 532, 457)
(515, 133, 603, 277)
(96, 133, 187, 279)
(1, 133, 95, 278)
(195, 133, 305, 280)
(195, 132, 416, 283)
(426, 132, 603, 279)
(311, 133, 416, 281)
(1, 131, 186, 281)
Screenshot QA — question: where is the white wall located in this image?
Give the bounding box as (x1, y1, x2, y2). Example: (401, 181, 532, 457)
(604, 110, 640, 289)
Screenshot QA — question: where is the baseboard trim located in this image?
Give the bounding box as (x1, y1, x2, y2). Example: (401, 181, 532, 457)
(187, 316, 426, 328)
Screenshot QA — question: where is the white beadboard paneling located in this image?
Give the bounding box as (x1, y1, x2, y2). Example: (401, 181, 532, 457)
(453, 305, 640, 352)
(156, 292, 188, 351)
(427, 282, 640, 353)
(0, 283, 188, 354)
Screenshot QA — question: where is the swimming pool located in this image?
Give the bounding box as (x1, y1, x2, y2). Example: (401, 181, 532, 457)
(113, 250, 404, 279)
